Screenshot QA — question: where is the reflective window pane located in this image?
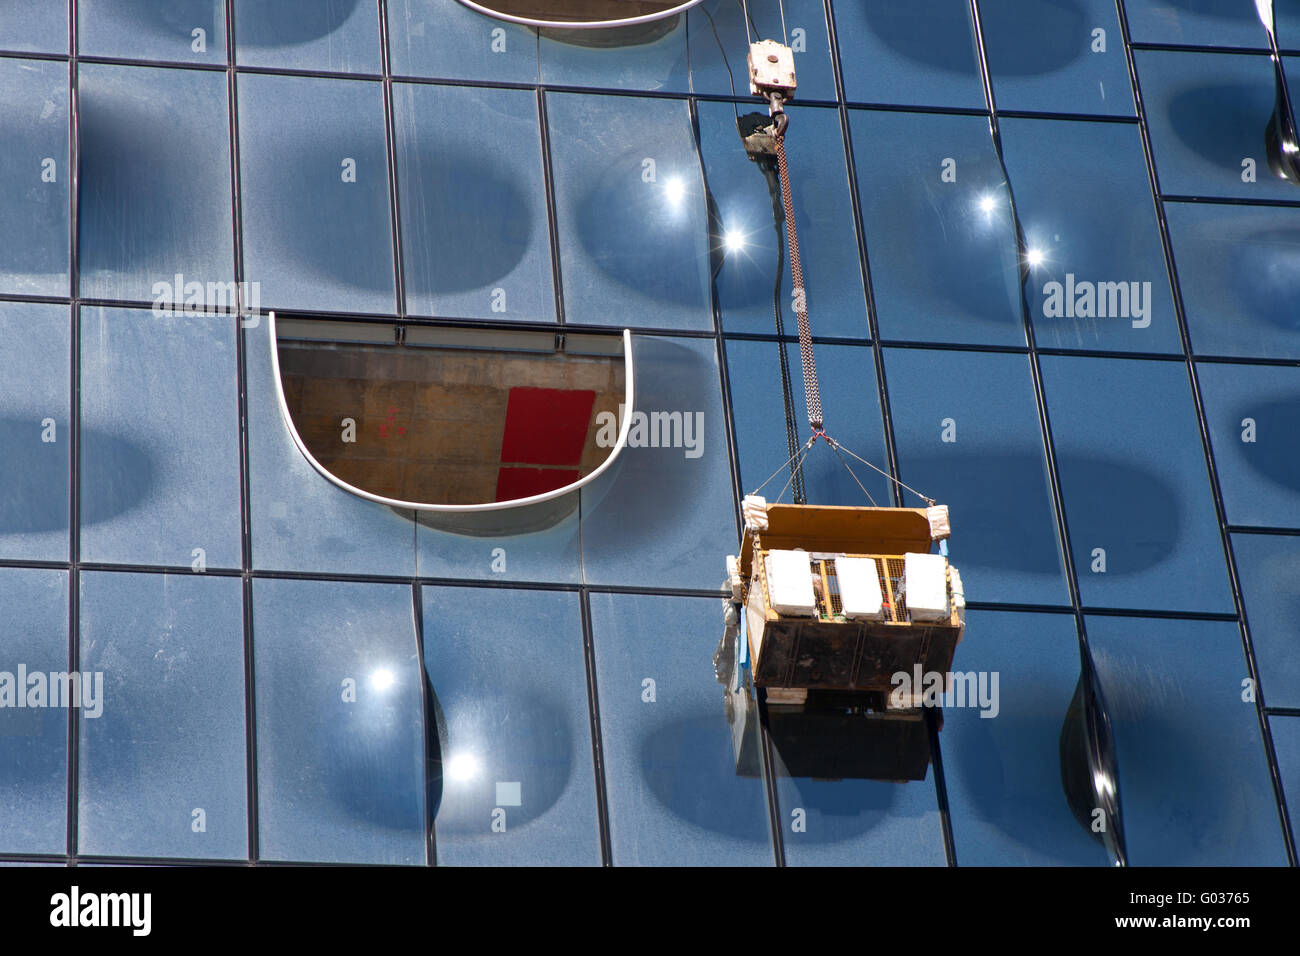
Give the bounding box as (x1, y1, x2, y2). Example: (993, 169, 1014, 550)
(0, 302, 69, 563)
(422, 586, 599, 865)
(245, 321, 415, 576)
(1126, 1, 1300, 50)
(978, 0, 1133, 116)
(417, 510, 582, 584)
(79, 307, 241, 569)
(774, 742, 946, 865)
(387, 0, 538, 84)
(1166, 201, 1300, 360)
(1271, 716, 1300, 846)
(850, 108, 1023, 347)
(1000, 117, 1180, 353)
(588, 592, 773, 865)
(78, 0, 227, 64)
(1041, 355, 1233, 613)
(1135, 50, 1299, 202)
(0, 568, 68, 856)
(689, 0, 835, 101)
(832, 0, 984, 109)
(1233, 533, 1300, 710)
(78, 572, 246, 860)
(254, 578, 425, 864)
(701, 101, 867, 340)
(1199, 362, 1300, 529)
(0, 2, 67, 54)
(545, 92, 712, 331)
(1088, 615, 1287, 865)
(0, 58, 68, 297)
(394, 83, 553, 323)
(234, 0, 381, 74)
(238, 73, 394, 314)
(539, 11, 689, 93)
(726, 338, 891, 505)
(78, 63, 232, 305)
(942, 609, 1107, 865)
(580, 335, 734, 588)
(885, 348, 1068, 606)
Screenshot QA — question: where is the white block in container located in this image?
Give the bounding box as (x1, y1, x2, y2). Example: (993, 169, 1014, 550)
(834, 556, 884, 621)
(904, 552, 949, 622)
(765, 550, 817, 616)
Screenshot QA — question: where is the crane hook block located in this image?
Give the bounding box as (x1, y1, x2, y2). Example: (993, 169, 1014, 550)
(747, 39, 797, 99)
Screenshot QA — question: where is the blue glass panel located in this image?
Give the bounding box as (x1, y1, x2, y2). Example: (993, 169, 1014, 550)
(885, 348, 1068, 606)
(943, 609, 1107, 865)
(775, 744, 946, 865)
(726, 338, 891, 505)
(1135, 49, 1299, 202)
(79, 307, 241, 569)
(850, 108, 1022, 347)
(393, 83, 553, 323)
(700, 101, 867, 340)
(234, 0, 381, 74)
(0, 568, 68, 856)
(1088, 615, 1287, 865)
(0, 1, 66, 54)
(1199, 362, 1300, 529)
(690, 0, 835, 101)
(1000, 117, 1180, 353)
(78, 0, 227, 64)
(1271, 716, 1300, 844)
(77, 571, 245, 860)
(1040, 355, 1233, 613)
(78, 63, 233, 305)
(1126, 0, 1300, 50)
(1166, 201, 1300, 360)
(253, 578, 425, 864)
(422, 585, 599, 865)
(545, 92, 712, 331)
(1233, 533, 1300, 710)
(237, 73, 394, 314)
(978, 0, 1133, 116)
(580, 335, 735, 588)
(0, 58, 68, 297)
(588, 591, 773, 865)
(539, 10, 688, 93)
(416, 511, 581, 585)
(387, 0, 536, 83)
(0, 302, 69, 563)
(832, 0, 984, 109)
(244, 321, 415, 576)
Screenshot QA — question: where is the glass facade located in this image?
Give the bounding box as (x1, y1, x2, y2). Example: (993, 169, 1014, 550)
(0, 0, 1296, 867)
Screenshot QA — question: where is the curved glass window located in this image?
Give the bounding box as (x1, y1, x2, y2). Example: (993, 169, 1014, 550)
(457, 1, 700, 28)
(271, 314, 633, 536)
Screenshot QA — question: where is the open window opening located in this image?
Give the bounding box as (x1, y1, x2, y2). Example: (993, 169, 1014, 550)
(270, 313, 634, 535)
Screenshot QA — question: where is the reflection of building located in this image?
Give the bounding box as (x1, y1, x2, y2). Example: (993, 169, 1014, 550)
(0, 0, 1298, 868)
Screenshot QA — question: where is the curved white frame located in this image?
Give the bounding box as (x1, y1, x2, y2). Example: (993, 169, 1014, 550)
(455, 0, 702, 29)
(268, 310, 635, 514)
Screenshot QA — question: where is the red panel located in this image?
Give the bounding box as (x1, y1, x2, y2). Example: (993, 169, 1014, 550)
(499, 387, 596, 466)
(496, 467, 582, 502)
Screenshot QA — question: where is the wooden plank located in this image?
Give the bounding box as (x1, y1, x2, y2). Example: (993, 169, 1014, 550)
(739, 504, 934, 577)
